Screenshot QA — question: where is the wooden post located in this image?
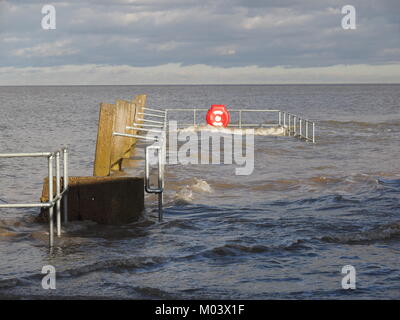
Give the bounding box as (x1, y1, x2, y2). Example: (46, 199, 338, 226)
(93, 103, 116, 177)
(93, 94, 148, 176)
(115, 99, 137, 159)
(110, 100, 132, 170)
(126, 100, 138, 157)
(133, 94, 147, 124)
(122, 94, 148, 167)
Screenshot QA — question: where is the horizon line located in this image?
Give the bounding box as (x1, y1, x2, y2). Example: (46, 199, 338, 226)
(1, 83, 400, 87)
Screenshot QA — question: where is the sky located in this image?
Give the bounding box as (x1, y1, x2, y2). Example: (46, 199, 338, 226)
(0, 0, 399, 85)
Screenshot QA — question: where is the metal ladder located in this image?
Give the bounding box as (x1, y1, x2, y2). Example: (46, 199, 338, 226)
(113, 108, 168, 221)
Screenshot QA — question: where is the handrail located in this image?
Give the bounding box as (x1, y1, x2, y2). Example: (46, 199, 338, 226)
(137, 112, 165, 118)
(113, 106, 167, 221)
(133, 123, 164, 128)
(135, 118, 164, 124)
(166, 108, 280, 112)
(143, 107, 167, 114)
(126, 126, 162, 133)
(143, 109, 167, 222)
(166, 108, 281, 128)
(280, 111, 316, 143)
(166, 108, 316, 143)
(145, 145, 163, 193)
(113, 132, 159, 141)
(0, 147, 69, 247)
(0, 152, 53, 158)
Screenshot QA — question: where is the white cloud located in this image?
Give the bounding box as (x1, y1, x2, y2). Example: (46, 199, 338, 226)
(381, 48, 400, 55)
(215, 46, 237, 56)
(147, 41, 182, 51)
(241, 9, 313, 30)
(13, 41, 79, 58)
(0, 0, 399, 80)
(0, 63, 399, 85)
(1, 36, 30, 43)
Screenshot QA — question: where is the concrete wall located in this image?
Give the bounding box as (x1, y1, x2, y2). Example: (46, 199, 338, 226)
(39, 176, 144, 225)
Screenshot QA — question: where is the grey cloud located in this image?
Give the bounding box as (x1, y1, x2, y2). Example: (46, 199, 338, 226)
(0, 0, 399, 70)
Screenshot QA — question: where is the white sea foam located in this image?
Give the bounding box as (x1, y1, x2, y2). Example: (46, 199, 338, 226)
(175, 125, 284, 136)
(174, 187, 193, 204)
(173, 178, 212, 204)
(191, 178, 213, 193)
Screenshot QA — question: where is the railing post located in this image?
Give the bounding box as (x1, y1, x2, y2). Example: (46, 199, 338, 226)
(48, 154, 54, 248)
(305, 120, 309, 141)
(278, 111, 282, 126)
(299, 118, 302, 138)
(193, 109, 196, 126)
(283, 112, 286, 135)
(158, 193, 163, 222)
(145, 145, 164, 221)
(158, 145, 163, 222)
(312, 122, 315, 143)
(239, 110, 242, 128)
(63, 148, 69, 223)
(288, 113, 291, 136)
(56, 152, 61, 237)
(293, 116, 297, 136)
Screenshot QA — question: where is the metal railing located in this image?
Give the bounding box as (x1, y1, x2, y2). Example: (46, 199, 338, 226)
(166, 108, 316, 143)
(166, 108, 281, 128)
(113, 107, 167, 221)
(0, 147, 69, 247)
(279, 111, 316, 143)
(112, 106, 316, 222)
(144, 108, 167, 222)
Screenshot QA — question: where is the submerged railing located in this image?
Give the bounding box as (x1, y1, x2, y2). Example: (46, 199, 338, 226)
(166, 108, 316, 143)
(0, 148, 69, 247)
(280, 111, 316, 143)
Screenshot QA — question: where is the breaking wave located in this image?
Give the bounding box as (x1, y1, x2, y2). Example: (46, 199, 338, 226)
(322, 119, 400, 129)
(173, 178, 212, 205)
(320, 222, 400, 244)
(203, 239, 311, 258)
(176, 125, 284, 136)
(61, 257, 167, 277)
(378, 178, 400, 187)
(251, 173, 378, 192)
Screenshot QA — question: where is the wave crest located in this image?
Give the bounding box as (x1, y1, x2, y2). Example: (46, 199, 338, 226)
(177, 125, 284, 136)
(173, 178, 212, 205)
(320, 222, 400, 244)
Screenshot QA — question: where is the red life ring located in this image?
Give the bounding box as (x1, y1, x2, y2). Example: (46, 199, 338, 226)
(206, 105, 230, 128)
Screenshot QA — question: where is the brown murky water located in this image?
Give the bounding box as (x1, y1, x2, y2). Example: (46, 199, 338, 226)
(0, 84, 399, 299)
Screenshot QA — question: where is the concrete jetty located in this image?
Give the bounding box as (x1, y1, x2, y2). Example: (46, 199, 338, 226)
(40, 94, 148, 225)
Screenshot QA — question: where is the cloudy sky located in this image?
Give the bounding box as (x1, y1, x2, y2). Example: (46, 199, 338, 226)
(0, 0, 399, 84)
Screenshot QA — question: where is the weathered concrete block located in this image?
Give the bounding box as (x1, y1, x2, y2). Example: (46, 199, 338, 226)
(39, 176, 144, 225)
